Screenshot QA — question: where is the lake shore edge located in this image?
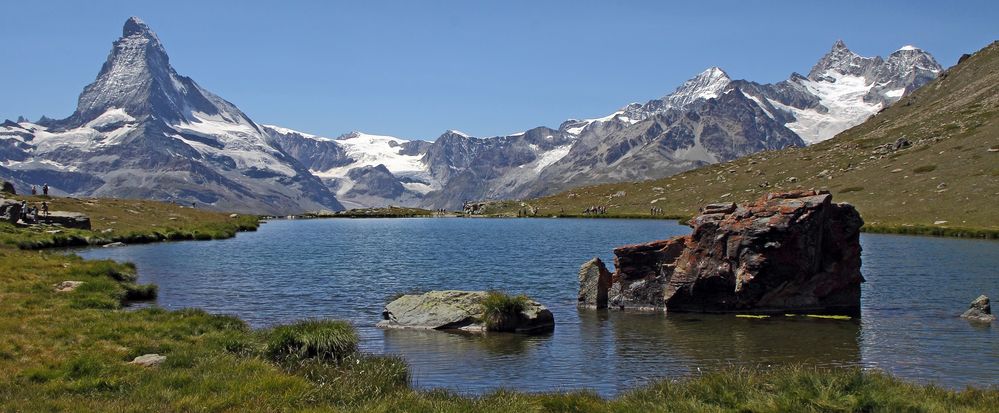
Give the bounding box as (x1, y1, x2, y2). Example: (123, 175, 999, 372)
(2, 197, 997, 411)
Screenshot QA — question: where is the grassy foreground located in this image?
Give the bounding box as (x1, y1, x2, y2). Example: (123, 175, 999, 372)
(484, 42, 999, 238)
(1, 199, 996, 411)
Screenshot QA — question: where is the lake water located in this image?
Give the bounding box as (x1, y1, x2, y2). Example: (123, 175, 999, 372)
(78, 218, 999, 396)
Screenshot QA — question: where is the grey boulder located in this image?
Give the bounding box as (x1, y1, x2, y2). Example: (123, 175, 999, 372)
(961, 295, 996, 323)
(378, 290, 554, 333)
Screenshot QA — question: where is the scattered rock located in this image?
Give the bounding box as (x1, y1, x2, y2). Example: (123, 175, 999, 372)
(0, 181, 14, 195)
(44, 211, 92, 230)
(890, 168, 903, 173)
(54, 281, 85, 292)
(378, 290, 554, 333)
(229, 213, 239, 218)
(0, 198, 22, 224)
(961, 295, 995, 323)
(101, 228, 114, 234)
(103, 242, 126, 248)
(934, 220, 948, 225)
(585, 190, 864, 315)
(129, 354, 167, 367)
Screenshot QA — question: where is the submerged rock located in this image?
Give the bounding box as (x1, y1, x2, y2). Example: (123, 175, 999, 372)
(961, 295, 995, 323)
(378, 290, 554, 333)
(582, 190, 864, 315)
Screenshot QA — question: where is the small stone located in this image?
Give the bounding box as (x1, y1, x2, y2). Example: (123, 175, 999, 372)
(961, 295, 996, 323)
(934, 220, 948, 225)
(54, 281, 85, 292)
(103, 242, 126, 248)
(229, 213, 239, 218)
(936, 182, 948, 190)
(890, 168, 903, 173)
(130, 354, 167, 367)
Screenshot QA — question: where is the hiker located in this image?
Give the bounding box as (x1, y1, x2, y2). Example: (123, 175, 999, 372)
(31, 185, 37, 195)
(42, 183, 49, 196)
(41, 201, 49, 218)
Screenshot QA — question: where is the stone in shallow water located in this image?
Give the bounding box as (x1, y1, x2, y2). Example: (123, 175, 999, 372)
(961, 295, 995, 323)
(378, 290, 554, 333)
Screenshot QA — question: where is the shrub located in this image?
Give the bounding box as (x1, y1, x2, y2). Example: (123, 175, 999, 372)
(123, 283, 157, 301)
(264, 319, 358, 362)
(480, 291, 529, 331)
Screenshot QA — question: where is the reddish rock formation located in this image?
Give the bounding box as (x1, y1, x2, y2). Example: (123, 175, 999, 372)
(580, 190, 864, 315)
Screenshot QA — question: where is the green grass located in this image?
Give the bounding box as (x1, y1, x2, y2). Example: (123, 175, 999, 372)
(263, 319, 359, 362)
(482, 41, 999, 239)
(302, 206, 435, 218)
(0, 196, 259, 249)
(480, 291, 530, 331)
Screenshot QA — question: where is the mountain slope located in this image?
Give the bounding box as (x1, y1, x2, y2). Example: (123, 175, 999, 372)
(489, 42, 999, 235)
(0, 18, 343, 214)
(267, 42, 939, 210)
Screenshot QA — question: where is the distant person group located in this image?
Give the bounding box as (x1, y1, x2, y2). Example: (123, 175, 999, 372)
(30, 183, 50, 196)
(583, 205, 607, 215)
(435, 208, 447, 216)
(650, 207, 664, 216)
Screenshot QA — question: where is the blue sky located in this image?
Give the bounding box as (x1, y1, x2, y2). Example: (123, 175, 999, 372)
(2, 1, 996, 140)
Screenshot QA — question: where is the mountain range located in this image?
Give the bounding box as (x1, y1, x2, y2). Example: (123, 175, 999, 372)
(0, 18, 941, 212)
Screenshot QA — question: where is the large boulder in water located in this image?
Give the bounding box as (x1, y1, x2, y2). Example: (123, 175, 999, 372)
(961, 295, 996, 323)
(581, 190, 864, 315)
(378, 290, 554, 333)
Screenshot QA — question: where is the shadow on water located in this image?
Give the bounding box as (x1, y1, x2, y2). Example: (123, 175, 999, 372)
(382, 328, 552, 357)
(576, 310, 861, 388)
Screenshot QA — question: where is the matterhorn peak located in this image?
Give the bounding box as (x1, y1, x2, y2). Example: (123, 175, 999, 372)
(832, 39, 849, 51)
(122, 16, 154, 37)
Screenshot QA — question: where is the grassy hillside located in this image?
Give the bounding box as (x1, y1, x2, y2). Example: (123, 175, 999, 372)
(485, 42, 999, 238)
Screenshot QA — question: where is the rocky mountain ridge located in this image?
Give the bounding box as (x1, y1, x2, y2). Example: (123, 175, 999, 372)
(1, 17, 942, 212)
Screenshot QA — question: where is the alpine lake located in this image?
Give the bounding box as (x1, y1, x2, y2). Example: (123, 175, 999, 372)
(77, 218, 998, 397)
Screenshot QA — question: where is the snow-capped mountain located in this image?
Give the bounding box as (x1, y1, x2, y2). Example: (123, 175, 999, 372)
(0, 17, 342, 214)
(263, 41, 940, 210)
(1, 18, 941, 213)
(734, 41, 942, 143)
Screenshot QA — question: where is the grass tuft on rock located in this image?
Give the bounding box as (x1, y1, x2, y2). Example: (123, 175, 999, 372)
(263, 319, 359, 362)
(480, 291, 529, 331)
